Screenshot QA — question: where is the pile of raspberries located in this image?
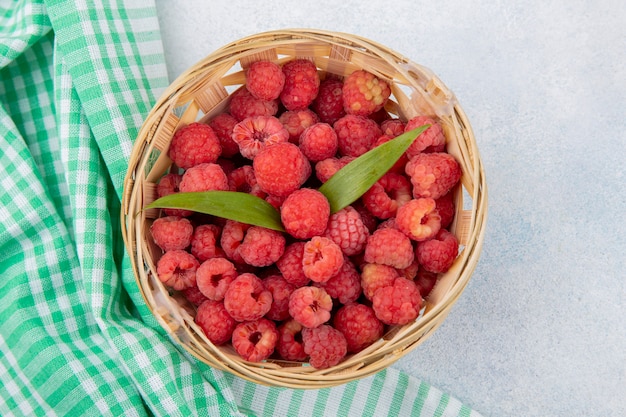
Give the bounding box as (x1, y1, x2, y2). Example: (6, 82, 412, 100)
(150, 59, 462, 369)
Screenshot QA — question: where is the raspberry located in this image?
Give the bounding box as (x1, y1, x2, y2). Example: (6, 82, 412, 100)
(246, 60, 285, 101)
(190, 224, 224, 262)
(404, 116, 446, 157)
(150, 216, 193, 252)
(324, 206, 369, 256)
(302, 325, 347, 369)
(280, 59, 320, 111)
(276, 242, 310, 287)
(231, 116, 289, 159)
(380, 118, 406, 137)
(298, 122, 338, 162)
(263, 274, 295, 321)
(208, 113, 240, 158)
(360, 262, 399, 301)
(302, 236, 344, 283)
(398, 259, 420, 281)
(288, 286, 333, 328)
(311, 77, 345, 124)
(369, 107, 392, 124)
(157, 173, 193, 217)
(280, 188, 330, 239)
(276, 319, 308, 361)
(414, 268, 439, 299)
(364, 227, 414, 269)
(168, 122, 222, 170)
(342, 70, 391, 117)
(333, 303, 384, 353)
(238, 226, 286, 267)
(395, 198, 442, 242)
(220, 220, 250, 265)
(435, 191, 456, 229)
(362, 172, 412, 219)
(372, 277, 422, 325)
(334, 114, 382, 157)
(195, 300, 237, 345)
(314, 156, 355, 183)
(231, 318, 279, 362)
(265, 193, 286, 210)
(196, 257, 237, 301)
(278, 109, 319, 143)
(314, 258, 361, 304)
(179, 162, 229, 193)
(416, 229, 459, 273)
(181, 285, 209, 306)
(405, 152, 462, 200)
(156, 249, 199, 291)
(253, 142, 311, 197)
(223, 273, 273, 322)
(229, 87, 278, 121)
(228, 165, 266, 198)
(351, 201, 379, 233)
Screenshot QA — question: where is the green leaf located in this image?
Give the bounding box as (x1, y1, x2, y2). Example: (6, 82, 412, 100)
(318, 125, 430, 213)
(145, 191, 285, 232)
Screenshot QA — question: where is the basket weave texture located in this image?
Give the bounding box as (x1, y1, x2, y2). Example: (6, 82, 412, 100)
(121, 29, 488, 389)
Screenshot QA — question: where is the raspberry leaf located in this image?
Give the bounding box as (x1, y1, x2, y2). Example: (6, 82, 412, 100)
(319, 125, 430, 213)
(145, 191, 285, 232)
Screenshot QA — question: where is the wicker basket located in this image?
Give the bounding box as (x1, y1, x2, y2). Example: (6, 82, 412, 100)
(121, 29, 487, 389)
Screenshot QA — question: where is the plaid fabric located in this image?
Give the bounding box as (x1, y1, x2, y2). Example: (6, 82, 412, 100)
(0, 1, 483, 416)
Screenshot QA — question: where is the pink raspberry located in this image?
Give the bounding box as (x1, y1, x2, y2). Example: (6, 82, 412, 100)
(280, 188, 330, 239)
(263, 274, 296, 321)
(334, 114, 382, 157)
(324, 206, 369, 256)
(364, 227, 414, 269)
(208, 113, 240, 158)
(157, 173, 193, 217)
(231, 116, 289, 160)
(195, 300, 237, 345)
(228, 165, 266, 198)
(314, 258, 361, 304)
(405, 152, 462, 200)
(280, 59, 320, 111)
(229, 87, 278, 121)
(276, 242, 310, 287)
(196, 257, 237, 301)
(414, 268, 439, 299)
(232, 318, 279, 362)
(220, 220, 249, 264)
(276, 319, 308, 361)
(190, 224, 224, 262)
(181, 285, 209, 306)
(223, 273, 273, 322)
(168, 122, 222, 170)
(333, 303, 384, 353)
(150, 216, 193, 251)
(416, 229, 459, 273)
(288, 286, 333, 328)
(253, 142, 311, 197)
(314, 156, 355, 183)
(380, 118, 406, 137)
(278, 109, 319, 143)
(404, 116, 446, 157)
(372, 277, 422, 325)
(302, 236, 344, 283)
(238, 226, 286, 267)
(362, 172, 412, 219)
(342, 70, 391, 117)
(360, 262, 399, 301)
(311, 77, 345, 125)
(302, 325, 347, 369)
(156, 249, 199, 291)
(179, 162, 229, 193)
(395, 198, 442, 242)
(435, 191, 456, 229)
(298, 122, 338, 162)
(246, 60, 285, 101)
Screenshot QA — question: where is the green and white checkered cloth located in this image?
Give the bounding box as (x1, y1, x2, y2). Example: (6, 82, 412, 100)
(0, 1, 483, 416)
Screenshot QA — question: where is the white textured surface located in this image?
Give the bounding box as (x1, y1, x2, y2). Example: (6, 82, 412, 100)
(154, 1, 626, 416)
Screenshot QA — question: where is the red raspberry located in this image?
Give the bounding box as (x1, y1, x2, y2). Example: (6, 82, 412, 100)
(168, 122, 222, 170)
(238, 226, 286, 267)
(368, 107, 392, 124)
(416, 229, 459, 273)
(333, 303, 384, 353)
(324, 205, 369, 256)
(220, 220, 250, 264)
(263, 274, 295, 321)
(228, 165, 266, 198)
(223, 273, 273, 322)
(276, 319, 308, 361)
(298, 122, 338, 162)
(372, 277, 422, 325)
(231, 318, 279, 362)
(314, 156, 355, 183)
(364, 227, 414, 269)
(405, 152, 462, 200)
(302, 236, 344, 283)
(362, 172, 412, 219)
(435, 191, 456, 229)
(157, 173, 193, 217)
(253, 142, 311, 197)
(229, 87, 278, 121)
(351, 201, 379, 233)
(190, 224, 224, 262)
(288, 286, 333, 328)
(302, 325, 347, 369)
(195, 300, 237, 345)
(208, 113, 240, 158)
(360, 262, 399, 301)
(398, 259, 420, 281)
(179, 162, 229, 193)
(314, 258, 361, 304)
(276, 242, 310, 287)
(150, 216, 193, 251)
(380, 118, 406, 137)
(196, 257, 237, 301)
(395, 198, 442, 242)
(414, 268, 439, 299)
(265, 193, 286, 210)
(246, 60, 285, 101)
(342, 70, 391, 117)
(280, 59, 320, 111)
(181, 285, 209, 306)
(334, 114, 382, 157)
(311, 78, 345, 125)
(156, 249, 199, 291)
(404, 116, 446, 158)
(280, 188, 330, 239)
(278, 109, 319, 143)
(231, 116, 289, 160)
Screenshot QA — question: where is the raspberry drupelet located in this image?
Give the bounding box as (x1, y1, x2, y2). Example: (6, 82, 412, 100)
(156, 249, 199, 291)
(223, 273, 273, 322)
(395, 198, 442, 242)
(195, 300, 237, 346)
(196, 257, 237, 301)
(150, 216, 193, 252)
(288, 286, 333, 328)
(168, 122, 222, 170)
(333, 303, 384, 353)
(231, 318, 279, 362)
(280, 188, 330, 239)
(302, 325, 347, 369)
